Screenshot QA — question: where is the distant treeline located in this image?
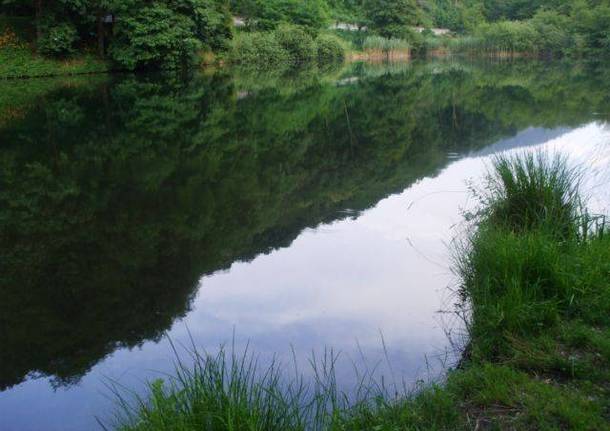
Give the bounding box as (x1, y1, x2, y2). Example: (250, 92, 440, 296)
(1, 0, 609, 71)
(324, 0, 610, 58)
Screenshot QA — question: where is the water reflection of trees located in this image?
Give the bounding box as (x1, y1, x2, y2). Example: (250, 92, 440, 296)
(1, 60, 608, 390)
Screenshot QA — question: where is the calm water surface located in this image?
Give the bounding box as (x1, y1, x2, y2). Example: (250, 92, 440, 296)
(1, 60, 609, 430)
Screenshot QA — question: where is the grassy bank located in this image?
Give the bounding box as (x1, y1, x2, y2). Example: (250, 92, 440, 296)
(0, 46, 110, 79)
(112, 153, 609, 430)
(0, 25, 109, 79)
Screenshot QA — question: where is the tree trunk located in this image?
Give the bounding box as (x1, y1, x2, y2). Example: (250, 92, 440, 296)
(34, 0, 43, 42)
(96, 10, 105, 58)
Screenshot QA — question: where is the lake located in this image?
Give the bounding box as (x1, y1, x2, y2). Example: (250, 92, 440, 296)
(1, 59, 609, 430)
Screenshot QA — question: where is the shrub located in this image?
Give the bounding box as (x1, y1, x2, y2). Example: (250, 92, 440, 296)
(37, 22, 78, 58)
(274, 24, 316, 64)
(230, 31, 290, 67)
(315, 34, 345, 63)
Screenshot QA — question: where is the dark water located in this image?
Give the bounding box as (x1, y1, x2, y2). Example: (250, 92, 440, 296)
(1, 60, 610, 430)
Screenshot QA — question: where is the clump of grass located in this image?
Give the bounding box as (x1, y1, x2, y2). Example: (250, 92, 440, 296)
(111, 347, 315, 430)
(108, 341, 406, 431)
(457, 152, 609, 358)
(483, 152, 582, 238)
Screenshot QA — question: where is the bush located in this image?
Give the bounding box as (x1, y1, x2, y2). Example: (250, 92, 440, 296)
(230, 28, 346, 68)
(230, 31, 290, 67)
(315, 34, 345, 63)
(37, 22, 78, 58)
(274, 24, 316, 64)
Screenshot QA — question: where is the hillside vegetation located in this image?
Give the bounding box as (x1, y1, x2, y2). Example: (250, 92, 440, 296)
(1, 0, 609, 77)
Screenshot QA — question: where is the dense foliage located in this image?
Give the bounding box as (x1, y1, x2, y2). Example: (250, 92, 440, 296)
(2, 0, 610, 70)
(230, 0, 329, 30)
(364, 0, 422, 38)
(1, 0, 233, 70)
(229, 0, 610, 59)
(429, 0, 610, 58)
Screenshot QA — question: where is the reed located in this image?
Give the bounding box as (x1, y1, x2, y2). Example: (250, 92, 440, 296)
(362, 36, 410, 60)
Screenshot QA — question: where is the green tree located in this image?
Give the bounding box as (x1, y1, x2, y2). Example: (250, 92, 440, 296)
(364, 0, 422, 38)
(171, 0, 233, 51)
(243, 0, 328, 30)
(109, 3, 202, 70)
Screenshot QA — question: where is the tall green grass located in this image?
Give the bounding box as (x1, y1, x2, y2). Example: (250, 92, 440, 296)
(457, 152, 609, 361)
(109, 341, 400, 431)
(108, 340, 466, 431)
